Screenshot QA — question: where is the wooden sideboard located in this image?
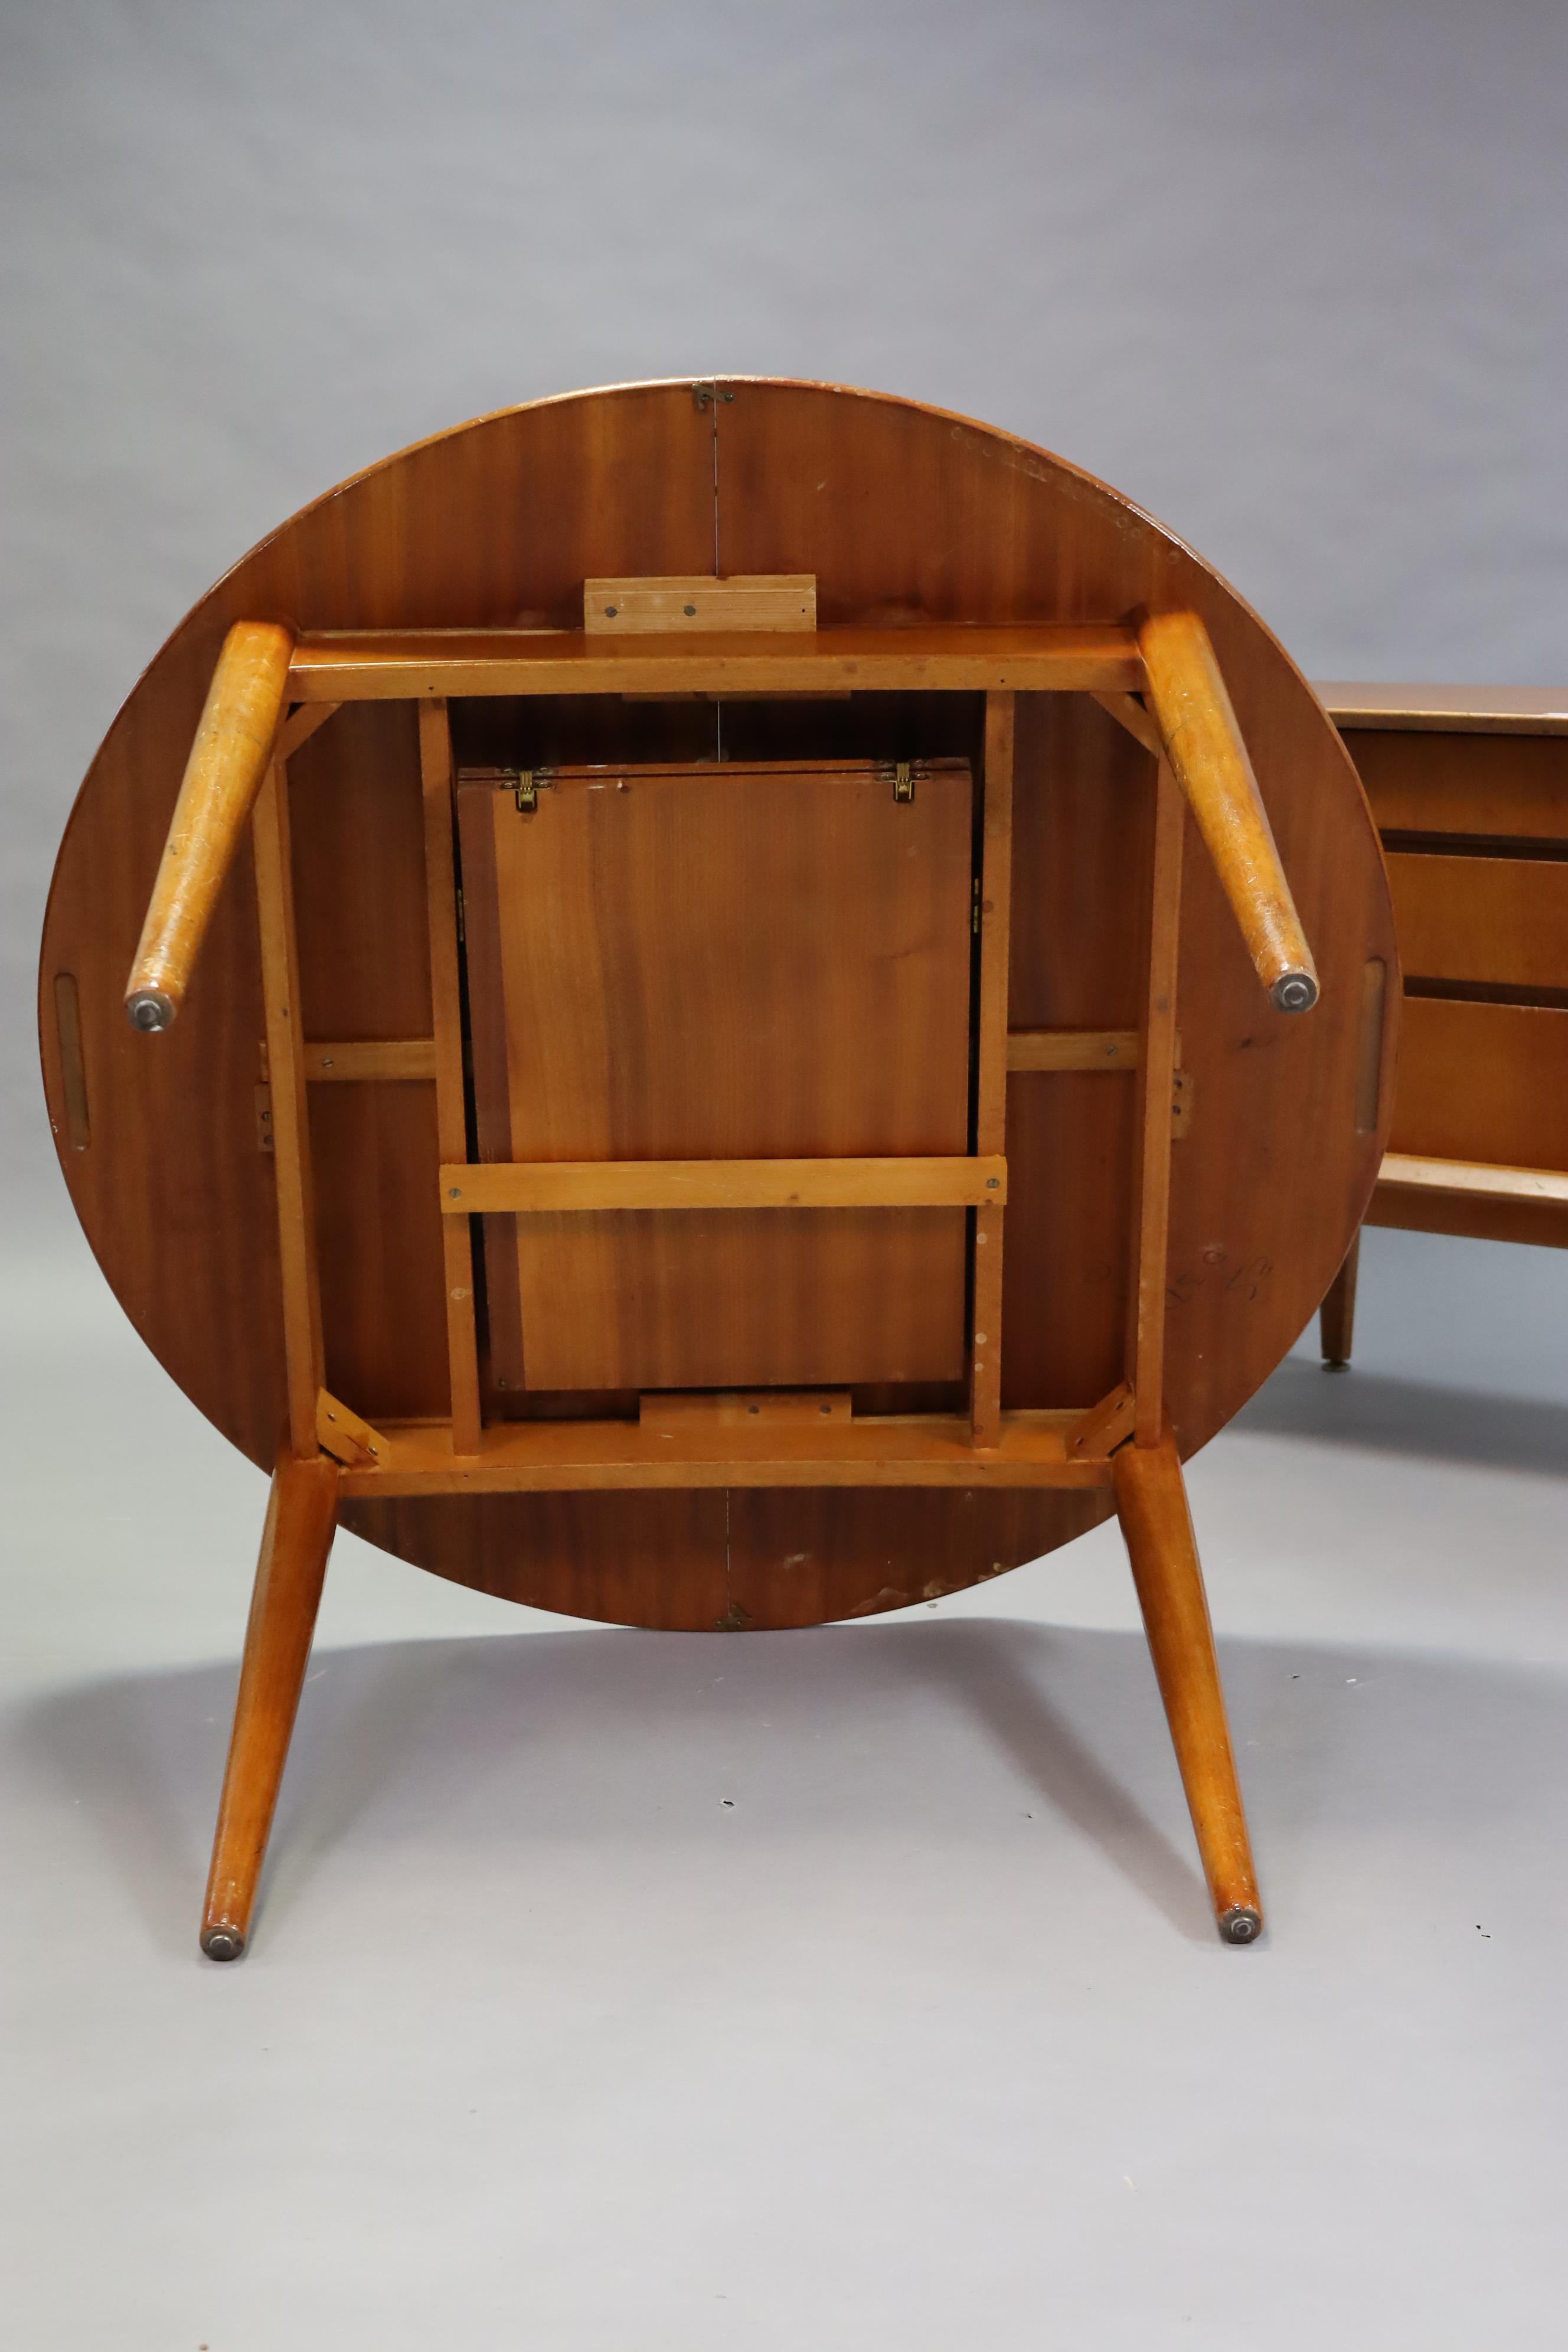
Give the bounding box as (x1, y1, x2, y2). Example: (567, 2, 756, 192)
(1316, 683, 1568, 1363)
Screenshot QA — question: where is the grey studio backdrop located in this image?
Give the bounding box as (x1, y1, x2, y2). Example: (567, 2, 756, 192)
(4, 6, 1567, 2351)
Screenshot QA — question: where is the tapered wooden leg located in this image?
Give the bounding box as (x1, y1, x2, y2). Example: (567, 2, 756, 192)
(1319, 1230, 1360, 1369)
(201, 1452, 338, 1961)
(1113, 1432, 1262, 1943)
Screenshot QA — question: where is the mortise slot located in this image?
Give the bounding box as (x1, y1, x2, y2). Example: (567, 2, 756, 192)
(53, 972, 90, 1151)
(1355, 958, 1388, 1133)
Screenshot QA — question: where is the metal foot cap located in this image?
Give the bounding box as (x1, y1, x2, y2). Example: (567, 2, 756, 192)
(1219, 1905, 1263, 1945)
(201, 1926, 246, 1962)
(1270, 971, 1318, 1015)
(126, 987, 175, 1033)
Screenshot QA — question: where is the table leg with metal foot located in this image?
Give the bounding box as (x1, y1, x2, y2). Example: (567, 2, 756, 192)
(200, 1451, 337, 1961)
(1113, 1430, 1263, 1944)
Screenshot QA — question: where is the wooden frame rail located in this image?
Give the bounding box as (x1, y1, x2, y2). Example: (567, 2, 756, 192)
(334, 1408, 1116, 1496)
(969, 691, 1015, 1445)
(285, 623, 1142, 701)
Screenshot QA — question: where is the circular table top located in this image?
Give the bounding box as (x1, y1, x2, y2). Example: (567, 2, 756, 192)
(39, 379, 1396, 1629)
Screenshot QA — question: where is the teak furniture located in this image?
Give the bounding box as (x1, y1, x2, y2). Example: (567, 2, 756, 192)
(38, 380, 1396, 1956)
(1316, 685, 1568, 1364)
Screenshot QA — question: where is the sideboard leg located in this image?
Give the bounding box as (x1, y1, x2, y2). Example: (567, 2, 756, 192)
(200, 1451, 337, 1961)
(1319, 1230, 1360, 1368)
(1113, 1432, 1263, 1943)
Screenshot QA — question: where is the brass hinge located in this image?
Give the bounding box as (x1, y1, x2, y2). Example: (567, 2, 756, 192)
(1172, 1066, 1193, 1137)
(877, 759, 916, 802)
(972, 877, 981, 936)
(513, 768, 538, 813)
(691, 380, 736, 413)
(455, 885, 465, 945)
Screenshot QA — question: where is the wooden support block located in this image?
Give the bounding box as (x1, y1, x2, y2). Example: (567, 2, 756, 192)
(586, 574, 815, 633)
(1113, 1430, 1262, 1942)
(126, 620, 296, 1030)
(1090, 690, 1164, 759)
(1006, 1028, 1141, 1072)
(1067, 1381, 1136, 1459)
(439, 1155, 1008, 1214)
(303, 1039, 437, 1082)
(201, 1451, 338, 1961)
(639, 1390, 852, 1432)
(315, 1387, 390, 1466)
(1138, 609, 1318, 1014)
(274, 701, 342, 762)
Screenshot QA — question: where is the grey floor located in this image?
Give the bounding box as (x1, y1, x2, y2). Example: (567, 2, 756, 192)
(4, 1221, 1566, 2350)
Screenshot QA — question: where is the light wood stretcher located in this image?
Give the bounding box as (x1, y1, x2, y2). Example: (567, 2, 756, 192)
(39, 381, 1397, 1958)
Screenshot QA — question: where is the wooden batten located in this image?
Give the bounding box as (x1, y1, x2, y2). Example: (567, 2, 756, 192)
(251, 760, 326, 1457)
(303, 1039, 437, 1082)
(969, 691, 1015, 1445)
(586, 574, 815, 633)
(1128, 760, 1184, 1446)
(439, 1155, 1007, 1215)
(1007, 1028, 1141, 1072)
(419, 702, 484, 1455)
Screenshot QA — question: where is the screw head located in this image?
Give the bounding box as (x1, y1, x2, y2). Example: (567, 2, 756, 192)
(1270, 971, 1318, 1014)
(1219, 1905, 1263, 1945)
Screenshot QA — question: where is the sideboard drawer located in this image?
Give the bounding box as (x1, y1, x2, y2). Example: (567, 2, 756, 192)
(1344, 728, 1568, 842)
(1390, 997, 1568, 1169)
(1386, 851, 1568, 994)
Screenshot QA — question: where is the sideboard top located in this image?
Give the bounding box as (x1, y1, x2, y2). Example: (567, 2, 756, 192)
(1317, 682, 1568, 735)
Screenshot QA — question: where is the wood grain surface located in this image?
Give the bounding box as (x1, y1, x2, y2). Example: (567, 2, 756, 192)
(458, 757, 974, 1395)
(39, 379, 1397, 1629)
